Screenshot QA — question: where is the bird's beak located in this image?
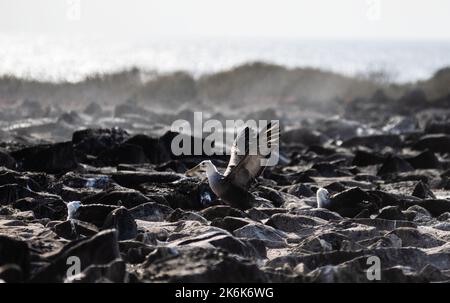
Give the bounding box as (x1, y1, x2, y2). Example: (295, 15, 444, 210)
(185, 164, 203, 176)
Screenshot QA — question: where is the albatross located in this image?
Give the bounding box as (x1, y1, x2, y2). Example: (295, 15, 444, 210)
(185, 122, 279, 210)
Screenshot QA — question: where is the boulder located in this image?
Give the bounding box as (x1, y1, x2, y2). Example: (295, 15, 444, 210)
(31, 229, 121, 282)
(0, 235, 30, 279)
(11, 142, 77, 173)
(103, 207, 138, 240)
(377, 156, 414, 176)
(413, 134, 450, 154)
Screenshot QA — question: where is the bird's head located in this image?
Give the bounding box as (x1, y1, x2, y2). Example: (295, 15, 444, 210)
(316, 188, 331, 208)
(185, 160, 215, 177)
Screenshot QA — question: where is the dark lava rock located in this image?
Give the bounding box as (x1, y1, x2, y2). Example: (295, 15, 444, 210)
(75, 204, 119, 227)
(144, 246, 180, 265)
(246, 208, 270, 221)
(255, 186, 285, 207)
(419, 199, 450, 217)
(377, 156, 414, 176)
(296, 232, 352, 253)
(420, 264, 450, 282)
(102, 207, 138, 240)
(155, 160, 189, 174)
(211, 216, 254, 233)
(324, 182, 347, 192)
(388, 227, 446, 248)
(286, 183, 315, 198)
(112, 171, 182, 187)
(73, 128, 129, 157)
(282, 128, 327, 146)
(0, 170, 40, 191)
(150, 178, 215, 210)
(233, 223, 287, 248)
(68, 259, 127, 283)
(412, 182, 436, 199)
(248, 207, 287, 218)
(31, 229, 120, 282)
(413, 134, 450, 154)
(11, 142, 77, 173)
(312, 162, 351, 177)
(376, 206, 408, 221)
(129, 202, 173, 221)
(0, 150, 16, 169)
(82, 189, 151, 209)
(120, 240, 157, 264)
(366, 190, 399, 208)
(0, 235, 30, 279)
(268, 247, 432, 273)
(425, 122, 450, 135)
(352, 150, 385, 167)
(12, 197, 67, 220)
(266, 213, 326, 232)
(327, 187, 376, 218)
(171, 231, 260, 258)
(141, 247, 267, 282)
(53, 220, 99, 240)
(200, 205, 247, 221)
(0, 264, 23, 283)
(124, 134, 172, 164)
(406, 150, 441, 169)
(307, 256, 427, 283)
(166, 208, 208, 223)
(292, 208, 343, 221)
(0, 184, 35, 205)
(351, 218, 416, 231)
(97, 143, 149, 165)
(405, 205, 432, 222)
(342, 135, 402, 149)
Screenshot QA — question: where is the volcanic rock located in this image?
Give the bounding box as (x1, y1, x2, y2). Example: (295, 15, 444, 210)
(0, 235, 30, 279)
(103, 207, 138, 240)
(11, 142, 77, 173)
(413, 134, 450, 154)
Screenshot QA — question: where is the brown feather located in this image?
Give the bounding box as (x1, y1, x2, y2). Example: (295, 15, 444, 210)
(224, 122, 279, 189)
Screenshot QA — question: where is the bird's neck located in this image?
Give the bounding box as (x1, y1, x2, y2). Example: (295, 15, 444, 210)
(317, 196, 331, 208)
(205, 164, 219, 178)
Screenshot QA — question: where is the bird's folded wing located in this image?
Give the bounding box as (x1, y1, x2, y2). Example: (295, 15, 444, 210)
(224, 122, 279, 189)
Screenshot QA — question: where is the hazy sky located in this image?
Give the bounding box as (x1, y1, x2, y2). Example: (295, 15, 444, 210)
(1, 0, 449, 40)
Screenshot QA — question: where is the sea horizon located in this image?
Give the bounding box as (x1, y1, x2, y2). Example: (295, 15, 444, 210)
(1, 33, 450, 84)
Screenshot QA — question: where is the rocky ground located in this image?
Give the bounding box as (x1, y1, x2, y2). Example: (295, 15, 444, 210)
(1, 89, 450, 283)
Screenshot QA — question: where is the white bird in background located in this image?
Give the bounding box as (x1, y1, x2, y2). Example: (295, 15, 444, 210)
(316, 188, 332, 209)
(66, 201, 82, 220)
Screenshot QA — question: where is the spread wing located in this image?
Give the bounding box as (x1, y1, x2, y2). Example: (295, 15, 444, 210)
(224, 122, 279, 189)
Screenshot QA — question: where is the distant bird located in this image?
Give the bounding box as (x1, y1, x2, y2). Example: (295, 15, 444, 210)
(66, 201, 82, 220)
(316, 188, 332, 209)
(185, 122, 279, 210)
(316, 187, 375, 218)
